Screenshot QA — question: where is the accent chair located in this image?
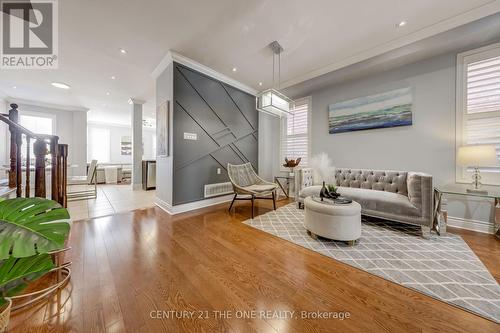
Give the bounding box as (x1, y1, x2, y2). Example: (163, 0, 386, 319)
(66, 159, 98, 202)
(227, 162, 278, 218)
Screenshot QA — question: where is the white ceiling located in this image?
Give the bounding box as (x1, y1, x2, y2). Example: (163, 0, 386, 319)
(1, 0, 499, 125)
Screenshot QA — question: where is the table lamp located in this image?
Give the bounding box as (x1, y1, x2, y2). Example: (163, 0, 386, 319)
(457, 144, 497, 193)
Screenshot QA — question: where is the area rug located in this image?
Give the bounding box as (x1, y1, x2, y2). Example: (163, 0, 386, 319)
(244, 203, 500, 323)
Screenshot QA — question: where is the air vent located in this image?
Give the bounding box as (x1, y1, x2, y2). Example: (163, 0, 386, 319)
(204, 182, 233, 198)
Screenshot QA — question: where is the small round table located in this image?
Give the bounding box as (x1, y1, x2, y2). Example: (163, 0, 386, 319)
(304, 196, 362, 245)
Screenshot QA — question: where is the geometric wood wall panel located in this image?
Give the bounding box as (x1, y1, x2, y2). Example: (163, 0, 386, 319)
(173, 63, 258, 205)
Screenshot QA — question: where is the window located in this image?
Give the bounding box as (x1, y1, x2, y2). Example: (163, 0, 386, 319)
(19, 114, 54, 161)
(457, 42, 500, 184)
(280, 97, 310, 169)
(88, 127, 110, 163)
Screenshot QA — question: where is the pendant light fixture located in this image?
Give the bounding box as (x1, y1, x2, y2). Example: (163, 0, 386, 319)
(256, 41, 294, 118)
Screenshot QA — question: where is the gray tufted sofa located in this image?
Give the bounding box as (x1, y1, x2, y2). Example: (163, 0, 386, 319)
(296, 168, 433, 237)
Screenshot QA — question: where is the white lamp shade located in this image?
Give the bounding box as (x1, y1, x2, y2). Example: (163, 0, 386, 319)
(457, 145, 497, 167)
(256, 89, 293, 117)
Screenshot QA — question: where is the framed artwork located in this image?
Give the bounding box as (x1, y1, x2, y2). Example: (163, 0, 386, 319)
(328, 87, 413, 134)
(120, 136, 132, 155)
(156, 100, 169, 157)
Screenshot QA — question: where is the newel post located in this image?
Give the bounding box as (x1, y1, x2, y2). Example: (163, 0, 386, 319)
(8, 104, 18, 189)
(34, 139, 47, 198)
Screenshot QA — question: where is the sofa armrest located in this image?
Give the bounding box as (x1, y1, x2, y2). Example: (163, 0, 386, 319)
(295, 168, 315, 196)
(407, 172, 433, 223)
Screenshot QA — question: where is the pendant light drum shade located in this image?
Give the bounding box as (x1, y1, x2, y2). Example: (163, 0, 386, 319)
(256, 89, 293, 117)
(256, 40, 294, 118)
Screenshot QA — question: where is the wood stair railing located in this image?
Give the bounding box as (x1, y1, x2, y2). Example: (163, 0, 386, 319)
(0, 104, 68, 207)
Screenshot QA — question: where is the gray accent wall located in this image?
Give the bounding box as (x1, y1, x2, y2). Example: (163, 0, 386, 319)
(172, 63, 258, 205)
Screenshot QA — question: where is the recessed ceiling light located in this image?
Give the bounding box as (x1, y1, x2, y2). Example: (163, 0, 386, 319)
(396, 21, 407, 28)
(106, 92, 110, 96)
(110, 76, 116, 80)
(102, 104, 107, 107)
(232, 67, 237, 72)
(258, 82, 263, 86)
(119, 48, 127, 54)
(12, 86, 17, 89)
(51, 82, 70, 89)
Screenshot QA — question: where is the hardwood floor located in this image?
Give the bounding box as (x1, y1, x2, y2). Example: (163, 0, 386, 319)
(447, 226, 500, 283)
(7, 199, 500, 332)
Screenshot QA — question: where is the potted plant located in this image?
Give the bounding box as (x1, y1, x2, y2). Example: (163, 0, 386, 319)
(0, 197, 71, 332)
(327, 184, 340, 199)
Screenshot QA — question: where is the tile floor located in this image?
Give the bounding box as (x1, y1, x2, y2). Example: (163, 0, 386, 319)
(67, 184, 156, 221)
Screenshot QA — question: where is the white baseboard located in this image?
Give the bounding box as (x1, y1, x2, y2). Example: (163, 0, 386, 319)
(155, 194, 234, 215)
(447, 216, 495, 234)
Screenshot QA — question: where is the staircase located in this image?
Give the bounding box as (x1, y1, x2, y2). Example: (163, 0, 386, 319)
(0, 179, 15, 198)
(0, 104, 68, 207)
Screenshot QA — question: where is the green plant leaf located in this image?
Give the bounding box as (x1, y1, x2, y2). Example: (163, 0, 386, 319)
(0, 198, 71, 259)
(0, 254, 54, 304)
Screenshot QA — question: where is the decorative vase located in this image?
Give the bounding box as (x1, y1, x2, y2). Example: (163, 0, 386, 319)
(319, 181, 330, 201)
(330, 191, 340, 199)
(289, 167, 294, 177)
(0, 298, 12, 333)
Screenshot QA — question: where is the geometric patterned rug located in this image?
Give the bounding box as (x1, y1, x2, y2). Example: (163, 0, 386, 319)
(244, 203, 500, 323)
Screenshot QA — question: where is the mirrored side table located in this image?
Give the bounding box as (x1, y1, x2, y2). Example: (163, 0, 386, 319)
(274, 175, 294, 199)
(434, 185, 500, 239)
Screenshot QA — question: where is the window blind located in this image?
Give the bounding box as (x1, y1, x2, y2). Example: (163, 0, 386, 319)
(466, 55, 500, 114)
(281, 98, 309, 167)
(465, 53, 500, 172)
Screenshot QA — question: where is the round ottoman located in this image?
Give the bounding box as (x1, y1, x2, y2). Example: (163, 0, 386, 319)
(304, 196, 362, 245)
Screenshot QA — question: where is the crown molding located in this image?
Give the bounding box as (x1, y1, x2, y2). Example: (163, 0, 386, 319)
(128, 98, 146, 105)
(151, 51, 258, 96)
(151, 51, 173, 79)
(281, 1, 500, 89)
(6, 98, 89, 112)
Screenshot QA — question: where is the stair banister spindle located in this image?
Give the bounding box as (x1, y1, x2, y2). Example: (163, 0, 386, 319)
(15, 130, 22, 197)
(34, 139, 47, 198)
(25, 136, 31, 197)
(8, 104, 19, 189)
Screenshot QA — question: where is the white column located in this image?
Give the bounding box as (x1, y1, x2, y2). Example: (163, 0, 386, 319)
(129, 98, 145, 190)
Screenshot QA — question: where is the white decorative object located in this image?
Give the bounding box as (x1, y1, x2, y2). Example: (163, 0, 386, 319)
(183, 132, 197, 140)
(309, 153, 335, 184)
(304, 196, 361, 243)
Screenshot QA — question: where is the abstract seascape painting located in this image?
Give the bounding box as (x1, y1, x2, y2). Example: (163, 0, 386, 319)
(328, 87, 412, 134)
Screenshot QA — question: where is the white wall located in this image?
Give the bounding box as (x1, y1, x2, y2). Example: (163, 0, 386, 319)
(142, 127, 156, 160)
(258, 113, 280, 180)
(155, 61, 174, 206)
(87, 122, 156, 164)
(259, 50, 496, 230)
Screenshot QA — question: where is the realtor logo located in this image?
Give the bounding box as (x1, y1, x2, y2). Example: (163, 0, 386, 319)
(1, 0, 58, 68)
